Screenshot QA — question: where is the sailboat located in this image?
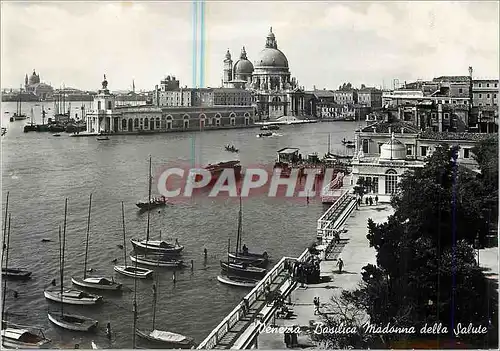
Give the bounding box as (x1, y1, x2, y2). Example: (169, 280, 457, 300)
(226, 197, 269, 266)
(44, 200, 102, 306)
(136, 274, 194, 347)
(1, 327, 52, 349)
(47, 199, 99, 331)
(114, 202, 154, 279)
(23, 107, 37, 132)
(220, 238, 267, 278)
(9, 86, 27, 122)
(71, 194, 122, 291)
(135, 157, 168, 211)
(1, 192, 32, 281)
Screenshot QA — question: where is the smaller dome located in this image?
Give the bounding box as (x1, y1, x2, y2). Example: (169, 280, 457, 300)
(380, 137, 406, 160)
(29, 70, 40, 85)
(234, 60, 254, 75)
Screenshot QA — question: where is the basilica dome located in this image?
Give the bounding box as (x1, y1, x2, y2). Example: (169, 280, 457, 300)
(380, 137, 406, 160)
(254, 27, 289, 69)
(234, 47, 254, 74)
(29, 70, 40, 85)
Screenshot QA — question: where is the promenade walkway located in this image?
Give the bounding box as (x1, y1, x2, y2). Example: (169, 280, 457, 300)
(258, 204, 394, 348)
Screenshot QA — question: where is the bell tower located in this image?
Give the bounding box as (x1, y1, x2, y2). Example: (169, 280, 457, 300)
(223, 49, 233, 86)
(94, 74, 115, 111)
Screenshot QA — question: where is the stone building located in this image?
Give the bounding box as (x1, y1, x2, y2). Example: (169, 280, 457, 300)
(86, 76, 254, 134)
(24, 69, 53, 100)
(222, 27, 308, 120)
(357, 88, 383, 108)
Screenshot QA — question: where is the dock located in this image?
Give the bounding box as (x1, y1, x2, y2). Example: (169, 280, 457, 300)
(197, 185, 360, 349)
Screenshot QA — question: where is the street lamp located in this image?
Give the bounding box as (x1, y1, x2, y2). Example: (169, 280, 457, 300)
(474, 233, 480, 266)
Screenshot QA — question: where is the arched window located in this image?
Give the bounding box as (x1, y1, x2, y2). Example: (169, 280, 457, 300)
(144, 118, 149, 129)
(122, 119, 127, 129)
(134, 118, 139, 128)
(385, 169, 398, 195)
(156, 117, 160, 129)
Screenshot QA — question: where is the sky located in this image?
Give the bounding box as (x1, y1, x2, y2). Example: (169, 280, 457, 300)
(1, 1, 499, 92)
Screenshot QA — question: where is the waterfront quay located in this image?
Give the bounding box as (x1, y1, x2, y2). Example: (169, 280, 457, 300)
(196, 183, 365, 349)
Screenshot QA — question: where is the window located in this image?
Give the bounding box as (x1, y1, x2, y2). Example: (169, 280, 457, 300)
(464, 149, 470, 159)
(385, 169, 398, 195)
(97, 101, 101, 110)
(362, 139, 369, 153)
(487, 94, 490, 98)
(421, 146, 428, 157)
(372, 177, 379, 194)
(459, 88, 463, 93)
(479, 83, 482, 87)
(479, 94, 482, 98)
(444, 113, 449, 120)
(107, 101, 112, 110)
(406, 144, 412, 156)
(495, 83, 498, 88)
(487, 83, 490, 87)
(494, 94, 497, 99)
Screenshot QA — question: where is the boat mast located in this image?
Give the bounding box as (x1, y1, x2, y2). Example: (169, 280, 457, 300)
(152, 231, 160, 332)
(2, 214, 11, 323)
(83, 194, 92, 280)
(146, 156, 152, 243)
(61, 198, 68, 317)
(1, 191, 9, 267)
(58, 225, 63, 317)
(328, 134, 331, 154)
(121, 202, 127, 266)
(235, 197, 242, 255)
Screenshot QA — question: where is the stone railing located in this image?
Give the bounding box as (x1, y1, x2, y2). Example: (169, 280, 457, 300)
(317, 190, 350, 233)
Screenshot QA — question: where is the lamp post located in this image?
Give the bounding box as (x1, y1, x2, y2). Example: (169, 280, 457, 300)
(474, 233, 480, 266)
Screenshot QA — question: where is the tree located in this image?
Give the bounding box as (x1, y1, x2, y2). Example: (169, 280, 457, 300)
(353, 177, 371, 199)
(320, 143, 499, 348)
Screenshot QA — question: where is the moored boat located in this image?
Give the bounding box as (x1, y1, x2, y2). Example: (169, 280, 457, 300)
(1, 268, 32, 281)
(71, 277, 122, 291)
(47, 312, 98, 332)
(224, 144, 239, 153)
(220, 261, 267, 278)
(1, 327, 51, 349)
(114, 265, 153, 279)
(44, 289, 102, 305)
(217, 275, 258, 288)
(96, 136, 109, 141)
(52, 133, 61, 137)
(136, 196, 168, 210)
(130, 239, 183, 254)
(129, 254, 184, 268)
(194, 160, 242, 184)
(257, 132, 273, 137)
(136, 329, 194, 348)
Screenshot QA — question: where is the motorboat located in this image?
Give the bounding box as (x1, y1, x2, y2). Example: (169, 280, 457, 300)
(136, 329, 194, 348)
(1, 268, 32, 281)
(47, 312, 98, 332)
(220, 261, 267, 278)
(136, 196, 168, 210)
(52, 134, 61, 137)
(1, 328, 51, 349)
(129, 254, 184, 268)
(43, 288, 102, 305)
(113, 265, 153, 279)
(257, 132, 273, 138)
(130, 239, 184, 254)
(194, 160, 242, 184)
(225, 145, 239, 153)
(260, 125, 280, 131)
(217, 275, 259, 288)
(227, 252, 269, 266)
(96, 136, 109, 141)
(71, 277, 122, 291)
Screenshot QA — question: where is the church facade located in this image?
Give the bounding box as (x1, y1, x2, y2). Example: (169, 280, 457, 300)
(24, 70, 53, 100)
(223, 28, 308, 120)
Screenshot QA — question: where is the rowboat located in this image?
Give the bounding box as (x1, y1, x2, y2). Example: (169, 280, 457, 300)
(71, 277, 122, 291)
(217, 275, 259, 288)
(1, 328, 51, 349)
(220, 261, 267, 278)
(113, 265, 153, 279)
(44, 289, 102, 305)
(136, 329, 194, 347)
(1, 268, 32, 281)
(47, 312, 98, 332)
(129, 254, 184, 268)
(130, 239, 183, 254)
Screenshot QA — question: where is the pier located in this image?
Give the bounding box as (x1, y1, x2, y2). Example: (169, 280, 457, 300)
(198, 185, 357, 349)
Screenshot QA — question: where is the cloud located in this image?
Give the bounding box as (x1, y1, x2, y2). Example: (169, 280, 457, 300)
(1, 1, 498, 91)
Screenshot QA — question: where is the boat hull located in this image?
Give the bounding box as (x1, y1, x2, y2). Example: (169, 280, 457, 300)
(136, 202, 167, 210)
(220, 261, 267, 278)
(129, 255, 184, 268)
(1, 268, 32, 281)
(71, 277, 122, 291)
(1, 329, 51, 349)
(48, 312, 98, 332)
(44, 290, 102, 305)
(130, 239, 184, 254)
(217, 275, 258, 288)
(227, 252, 268, 266)
(113, 265, 153, 279)
(136, 329, 193, 348)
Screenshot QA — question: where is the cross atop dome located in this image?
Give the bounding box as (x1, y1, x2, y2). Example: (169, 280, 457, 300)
(240, 46, 247, 60)
(225, 49, 231, 60)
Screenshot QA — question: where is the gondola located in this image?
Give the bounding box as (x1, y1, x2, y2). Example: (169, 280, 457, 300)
(130, 239, 184, 255)
(1, 328, 51, 349)
(257, 132, 273, 138)
(217, 275, 258, 288)
(220, 261, 267, 278)
(1, 268, 32, 281)
(341, 138, 354, 145)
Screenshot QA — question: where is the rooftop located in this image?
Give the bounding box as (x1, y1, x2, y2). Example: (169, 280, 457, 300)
(277, 147, 300, 154)
(360, 120, 420, 134)
(418, 130, 496, 141)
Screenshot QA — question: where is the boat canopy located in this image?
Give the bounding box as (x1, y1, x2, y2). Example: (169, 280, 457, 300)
(150, 330, 188, 343)
(84, 277, 112, 284)
(277, 148, 301, 163)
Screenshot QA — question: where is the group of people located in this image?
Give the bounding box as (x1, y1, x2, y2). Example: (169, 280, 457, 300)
(356, 194, 378, 207)
(285, 256, 321, 285)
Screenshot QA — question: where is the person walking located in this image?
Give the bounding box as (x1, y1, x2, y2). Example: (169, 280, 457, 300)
(357, 196, 361, 208)
(365, 197, 369, 205)
(369, 196, 373, 206)
(337, 258, 344, 273)
(375, 195, 378, 205)
(313, 297, 320, 315)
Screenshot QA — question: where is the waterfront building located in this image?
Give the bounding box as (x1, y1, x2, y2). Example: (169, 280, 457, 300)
(222, 27, 308, 120)
(333, 89, 358, 105)
(24, 69, 53, 100)
(86, 76, 254, 134)
(357, 88, 383, 108)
